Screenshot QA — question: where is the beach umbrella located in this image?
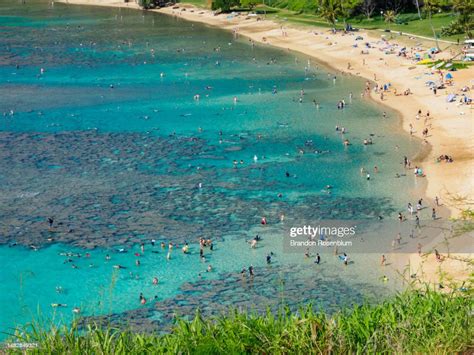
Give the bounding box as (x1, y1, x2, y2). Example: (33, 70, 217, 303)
(445, 73, 453, 79)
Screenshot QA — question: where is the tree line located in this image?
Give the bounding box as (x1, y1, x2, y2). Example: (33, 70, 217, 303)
(210, 0, 472, 38)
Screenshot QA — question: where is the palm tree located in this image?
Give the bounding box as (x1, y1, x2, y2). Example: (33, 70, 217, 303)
(384, 10, 396, 32)
(414, 0, 422, 20)
(423, 0, 440, 50)
(318, 0, 342, 27)
(453, 0, 473, 39)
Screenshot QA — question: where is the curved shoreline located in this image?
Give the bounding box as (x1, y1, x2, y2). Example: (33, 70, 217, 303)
(53, 0, 473, 284)
(55, 0, 473, 219)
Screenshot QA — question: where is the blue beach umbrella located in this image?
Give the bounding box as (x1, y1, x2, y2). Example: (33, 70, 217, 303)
(445, 73, 453, 79)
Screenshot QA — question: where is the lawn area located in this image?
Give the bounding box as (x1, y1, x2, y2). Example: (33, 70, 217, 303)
(261, 8, 464, 42)
(350, 12, 464, 42)
(179, 0, 209, 8)
(177, 1, 466, 43)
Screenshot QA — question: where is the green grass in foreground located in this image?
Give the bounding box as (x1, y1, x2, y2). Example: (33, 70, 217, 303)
(6, 288, 473, 354)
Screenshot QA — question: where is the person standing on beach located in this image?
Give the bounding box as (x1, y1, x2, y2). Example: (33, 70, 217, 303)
(396, 233, 402, 245)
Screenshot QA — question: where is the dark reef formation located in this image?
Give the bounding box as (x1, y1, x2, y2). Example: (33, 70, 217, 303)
(0, 131, 395, 248)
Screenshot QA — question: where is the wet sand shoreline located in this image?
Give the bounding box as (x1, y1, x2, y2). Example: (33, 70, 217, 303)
(49, 0, 474, 284)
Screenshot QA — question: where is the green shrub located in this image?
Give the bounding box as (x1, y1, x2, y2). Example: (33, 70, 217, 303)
(7, 288, 473, 354)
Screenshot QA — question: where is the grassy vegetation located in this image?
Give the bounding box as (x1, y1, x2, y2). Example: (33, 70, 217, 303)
(416, 59, 472, 69)
(261, 8, 465, 41)
(6, 288, 473, 353)
(179, 0, 467, 42)
(349, 13, 463, 40)
(180, 0, 210, 8)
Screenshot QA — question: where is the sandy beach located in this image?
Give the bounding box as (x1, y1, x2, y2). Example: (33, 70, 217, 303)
(56, 0, 473, 284)
(57, 0, 473, 216)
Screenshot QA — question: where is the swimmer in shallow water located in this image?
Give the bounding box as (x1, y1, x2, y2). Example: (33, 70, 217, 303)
(182, 243, 189, 253)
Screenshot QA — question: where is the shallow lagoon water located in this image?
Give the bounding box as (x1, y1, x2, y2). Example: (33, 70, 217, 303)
(0, 0, 426, 335)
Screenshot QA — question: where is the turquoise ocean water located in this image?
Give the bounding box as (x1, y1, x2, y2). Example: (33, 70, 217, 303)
(0, 0, 427, 336)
